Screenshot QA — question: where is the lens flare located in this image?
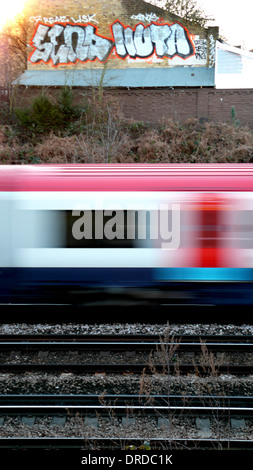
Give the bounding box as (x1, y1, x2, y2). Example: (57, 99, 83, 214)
(0, 0, 26, 30)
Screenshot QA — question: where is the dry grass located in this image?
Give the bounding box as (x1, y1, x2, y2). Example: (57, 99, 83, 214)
(1, 117, 253, 164)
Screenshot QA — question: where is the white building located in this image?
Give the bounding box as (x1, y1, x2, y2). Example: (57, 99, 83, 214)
(215, 41, 253, 89)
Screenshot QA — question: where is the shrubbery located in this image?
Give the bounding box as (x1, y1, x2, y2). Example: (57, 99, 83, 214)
(0, 88, 253, 164)
(14, 87, 83, 136)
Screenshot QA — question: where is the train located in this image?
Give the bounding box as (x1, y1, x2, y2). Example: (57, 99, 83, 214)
(1, 163, 253, 307)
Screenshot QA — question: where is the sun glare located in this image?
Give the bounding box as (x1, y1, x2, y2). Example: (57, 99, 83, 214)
(0, 0, 26, 30)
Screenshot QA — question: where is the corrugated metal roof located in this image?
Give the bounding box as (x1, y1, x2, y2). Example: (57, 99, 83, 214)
(14, 67, 215, 87)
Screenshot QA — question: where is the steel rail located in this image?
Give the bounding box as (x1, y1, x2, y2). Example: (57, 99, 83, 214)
(0, 397, 252, 415)
(0, 363, 250, 374)
(0, 394, 251, 407)
(0, 333, 252, 342)
(0, 405, 252, 412)
(0, 342, 252, 351)
(0, 335, 252, 352)
(0, 333, 252, 340)
(0, 437, 252, 450)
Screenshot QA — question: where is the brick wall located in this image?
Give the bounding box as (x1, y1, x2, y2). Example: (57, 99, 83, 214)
(17, 86, 253, 129)
(116, 87, 253, 128)
(25, 0, 214, 71)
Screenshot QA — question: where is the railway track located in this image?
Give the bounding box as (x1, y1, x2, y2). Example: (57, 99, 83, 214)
(0, 393, 251, 409)
(0, 437, 252, 450)
(0, 394, 252, 451)
(0, 333, 251, 375)
(0, 363, 251, 374)
(0, 331, 252, 452)
(0, 333, 252, 349)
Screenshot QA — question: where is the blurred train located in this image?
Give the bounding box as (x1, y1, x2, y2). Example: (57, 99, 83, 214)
(1, 163, 253, 306)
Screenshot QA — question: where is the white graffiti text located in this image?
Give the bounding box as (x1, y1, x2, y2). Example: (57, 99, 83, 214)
(29, 14, 99, 25)
(112, 21, 194, 59)
(130, 13, 161, 23)
(29, 20, 195, 65)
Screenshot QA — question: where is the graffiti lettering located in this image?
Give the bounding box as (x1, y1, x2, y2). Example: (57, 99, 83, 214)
(29, 24, 113, 65)
(70, 14, 99, 24)
(112, 21, 194, 59)
(112, 22, 153, 58)
(29, 14, 99, 24)
(194, 39, 207, 60)
(130, 13, 160, 23)
(208, 34, 216, 68)
(29, 20, 195, 65)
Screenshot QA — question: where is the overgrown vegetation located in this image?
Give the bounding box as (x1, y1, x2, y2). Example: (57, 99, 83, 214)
(156, 0, 214, 27)
(93, 324, 238, 450)
(0, 88, 253, 164)
(0, 14, 28, 94)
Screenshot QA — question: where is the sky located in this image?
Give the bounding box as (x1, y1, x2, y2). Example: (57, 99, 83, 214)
(198, 0, 253, 49)
(0, 0, 25, 30)
(0, 1, 252, 50)
(150, 0, 253, 50)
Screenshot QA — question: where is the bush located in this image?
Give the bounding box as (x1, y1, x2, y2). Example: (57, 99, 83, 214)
(1, 90, 253, 164)
(0, 102, 15, 126)
(56, 86, 84, 121)
(15, 94, 64, 134)
(14, 88, 85, 137)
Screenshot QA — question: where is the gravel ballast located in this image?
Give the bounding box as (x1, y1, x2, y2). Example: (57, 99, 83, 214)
(0, 372, 252, 396)
(0, 322, 251, 445)
(0, 323, 252, 335)
(0, 415, 252, 441)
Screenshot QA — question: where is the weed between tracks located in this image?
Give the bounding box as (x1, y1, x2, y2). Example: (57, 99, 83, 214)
(0, 323, 251, 449)
(78, 323, 245, 450)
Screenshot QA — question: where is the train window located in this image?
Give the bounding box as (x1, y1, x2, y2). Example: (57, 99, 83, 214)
(18, 209, 175, 249)
(65, 210, 156, 248)
(16, 210, 65, 248)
